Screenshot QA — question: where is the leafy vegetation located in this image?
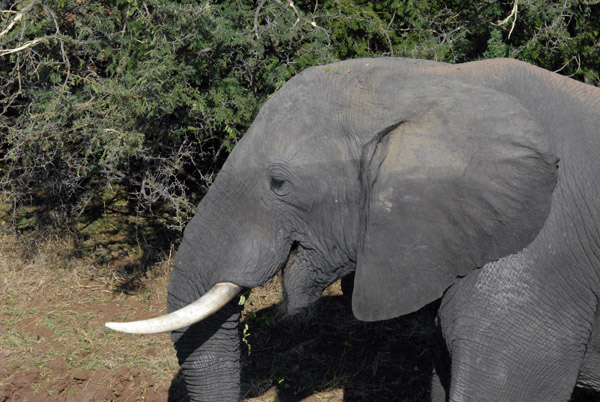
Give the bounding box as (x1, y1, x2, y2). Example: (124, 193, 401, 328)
(1, 0, 599, 234)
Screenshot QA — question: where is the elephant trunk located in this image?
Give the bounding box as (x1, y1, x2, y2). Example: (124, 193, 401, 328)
(167, 240, 242, 401)
(163, 187, 283, 401)
(170, 296, 243, 401)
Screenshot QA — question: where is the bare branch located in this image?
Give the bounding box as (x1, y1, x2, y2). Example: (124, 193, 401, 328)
(0, 35, 53, 56)
(496, 0, 518, 39)
(42, 5, 71, 90)
(252, 0, 268, 39)
(287, 0, 300, 26)
(0, 0, 36, 40)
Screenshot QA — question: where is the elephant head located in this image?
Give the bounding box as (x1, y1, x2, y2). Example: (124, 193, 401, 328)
(106, 58, 558, 401)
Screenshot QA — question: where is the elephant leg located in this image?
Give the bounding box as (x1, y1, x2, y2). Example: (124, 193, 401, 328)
(439, 254, 596, 402)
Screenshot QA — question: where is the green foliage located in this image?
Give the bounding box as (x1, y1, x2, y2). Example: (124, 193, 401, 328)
(0, 0, 598, 232)
(497, 0, 600, 82)
(485, 28, 511, 58)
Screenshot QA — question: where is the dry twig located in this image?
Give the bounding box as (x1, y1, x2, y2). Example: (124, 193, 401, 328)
(496, 0, 519, 39)
(0, 0, 35, 40)
(0, 35, 53, 56)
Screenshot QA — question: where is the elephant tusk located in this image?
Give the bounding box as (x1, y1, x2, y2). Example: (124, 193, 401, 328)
(105, 282, 242, 334)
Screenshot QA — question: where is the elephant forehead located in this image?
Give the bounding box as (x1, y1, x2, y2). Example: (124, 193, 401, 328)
(278, 134, 352, 165)
(225, 127, 354, 186)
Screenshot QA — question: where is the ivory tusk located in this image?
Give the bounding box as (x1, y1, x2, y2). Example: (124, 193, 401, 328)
(105, 282, 242, 334)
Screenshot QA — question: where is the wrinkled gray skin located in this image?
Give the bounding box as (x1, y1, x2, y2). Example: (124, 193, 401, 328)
(166, 58, 600, 401)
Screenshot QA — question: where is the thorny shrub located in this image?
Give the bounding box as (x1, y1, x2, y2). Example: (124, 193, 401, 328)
(0, 0, 598, 232)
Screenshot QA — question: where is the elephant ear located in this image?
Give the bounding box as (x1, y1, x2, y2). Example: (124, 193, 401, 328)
(352, 85, 558, 321)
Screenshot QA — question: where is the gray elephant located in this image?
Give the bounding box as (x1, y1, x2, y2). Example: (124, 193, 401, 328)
(106, 57, 600, 401)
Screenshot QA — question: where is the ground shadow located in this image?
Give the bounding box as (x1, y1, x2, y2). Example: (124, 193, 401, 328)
(240, 294, 437, 401)
(168, 370, 189, 402)
(168, 293, 600, 402)
(167, 294, 437, 402)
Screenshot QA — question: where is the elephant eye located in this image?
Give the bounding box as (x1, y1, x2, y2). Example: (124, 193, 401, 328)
(270, 177, 290, 196)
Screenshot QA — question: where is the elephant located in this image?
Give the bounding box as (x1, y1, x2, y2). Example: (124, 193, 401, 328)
(106, 57, 600, 401)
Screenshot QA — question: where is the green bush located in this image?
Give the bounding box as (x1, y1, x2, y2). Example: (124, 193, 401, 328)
(0, 0, 598, 232)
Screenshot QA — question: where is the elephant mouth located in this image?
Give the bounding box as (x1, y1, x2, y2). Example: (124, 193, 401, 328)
(280, 243, 339, 318)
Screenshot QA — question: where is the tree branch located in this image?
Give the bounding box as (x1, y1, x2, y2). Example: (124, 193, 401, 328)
(496, 0, 518, 39)
(0, 0, 36, 40)
(252, 0, 268, 39)
(0, 36, 53, 56)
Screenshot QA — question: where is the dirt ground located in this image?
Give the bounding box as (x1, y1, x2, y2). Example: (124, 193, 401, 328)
(0, 231, 179, 401)
(1, 212, 599, 401)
